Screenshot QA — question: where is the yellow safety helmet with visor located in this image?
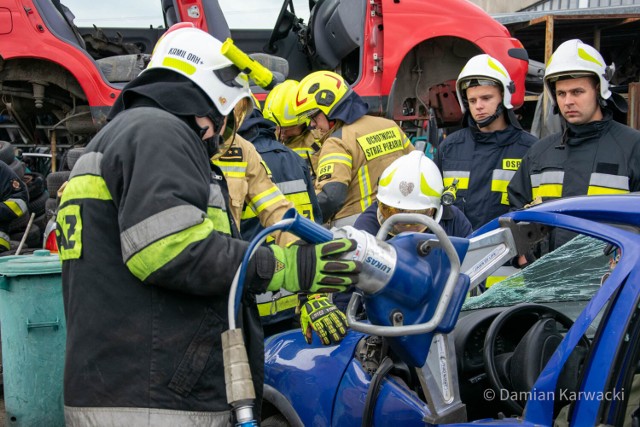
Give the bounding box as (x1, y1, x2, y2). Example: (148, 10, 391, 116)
(293, 71, 350, 119)
(263, 80, 308, 127)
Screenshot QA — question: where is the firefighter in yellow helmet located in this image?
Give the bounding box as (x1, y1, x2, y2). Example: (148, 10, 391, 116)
(294, 71, 414, 227)
(219, 96, 345, 346)
(263, 80, 323, 177)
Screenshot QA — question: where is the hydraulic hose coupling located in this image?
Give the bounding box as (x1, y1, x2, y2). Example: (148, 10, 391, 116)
(332, 226, 398, 295)
(281, 208, 397, 295)
(221, 38, 276, 90)
(222, 329, 258, 426)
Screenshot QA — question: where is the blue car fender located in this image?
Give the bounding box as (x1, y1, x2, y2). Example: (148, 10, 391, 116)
(264, 329, 364, 426)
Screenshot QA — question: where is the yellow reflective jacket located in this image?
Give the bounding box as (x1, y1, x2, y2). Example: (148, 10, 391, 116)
(286, 130, 322, 179)
(213, 135, 296, 246)
(315, 115, 414, 220)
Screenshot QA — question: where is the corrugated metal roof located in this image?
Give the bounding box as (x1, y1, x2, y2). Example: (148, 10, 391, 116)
(492, 5, 640, 24)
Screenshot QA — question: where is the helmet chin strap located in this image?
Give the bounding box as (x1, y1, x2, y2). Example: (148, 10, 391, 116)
(475, 103, 505, 128)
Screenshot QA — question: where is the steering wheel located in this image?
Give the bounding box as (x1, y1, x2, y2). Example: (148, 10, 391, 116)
(266, 0, 296, 53)
(483, 303, 590, 416)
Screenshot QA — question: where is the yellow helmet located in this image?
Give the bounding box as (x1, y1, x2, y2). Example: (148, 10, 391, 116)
(293, 71, 350, 118)
(263, 80, 306, 127)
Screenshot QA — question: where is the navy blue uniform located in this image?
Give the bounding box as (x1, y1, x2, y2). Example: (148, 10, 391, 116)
(436, 125, 537, 230)
(238, 113, 322, 242)
(353, 200, 472, 240)
(0, 161, 29, 250)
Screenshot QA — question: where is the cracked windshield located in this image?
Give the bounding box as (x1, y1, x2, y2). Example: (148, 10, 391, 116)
(463, 235, 611, 311)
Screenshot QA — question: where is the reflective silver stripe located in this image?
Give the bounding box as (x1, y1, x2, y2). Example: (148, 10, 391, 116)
(120, 205, 205, 261)
(530, 171, 564, 187)
(359, 165, 372, 210)
(443, 171, 470, 179)
(492, 169, 516, 182)
(70, 151, 102, 178)
(216, 165, 246, 175)
(277, 179, 307, 195)
(65, 405, 231, 427)
(256, 289, 296, 304)
(6, 198, 28, 214)
(252, 188, 284, 212)
(208, 183, 226, 210)
(0, 231, 9, 249)
(319, 154, 352, 165)
(589, 173, 630, 191)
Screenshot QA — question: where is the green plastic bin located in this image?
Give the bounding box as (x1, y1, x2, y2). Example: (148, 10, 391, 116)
(0, 250, 64, 427)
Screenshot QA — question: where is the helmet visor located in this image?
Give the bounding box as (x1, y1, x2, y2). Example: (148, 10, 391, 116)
(545, 71, 595, 84)
(460, 78, 499, 91)
(378, 203, 437, 235)
(214, 64, 245, 88)
(299, 107, 321, 120)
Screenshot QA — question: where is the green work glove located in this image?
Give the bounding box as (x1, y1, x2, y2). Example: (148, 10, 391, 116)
(300, 294, 348, 345)
(268, 238, 361, 294)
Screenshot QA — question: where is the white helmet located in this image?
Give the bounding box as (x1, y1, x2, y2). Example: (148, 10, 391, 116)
(145, 24, 251, 116)
(544, 39, 614, 104)
(377, 151, 444, 227)
(456, 54, 515, 112)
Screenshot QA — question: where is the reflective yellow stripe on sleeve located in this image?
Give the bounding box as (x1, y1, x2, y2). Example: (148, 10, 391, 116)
(587, 173, 630, 195)
(293, 147, 315, 158)
(443, 171, 470, 190)
(0, 232, 9, 251)
(249, 186, 287, 215)
(3, 199, 27, 217)
(402, 133, 412, 149)
(126, 220, 213, 281)
(121, 205, 213, 281)
(318, 153, 352, 169)
(358, 164, 373, 212)
(60, 175, 112, 203)
(530, 171, 564, 199)
(491, 169, 516, 206)
(212, 160, 248, 179)
(257, 293, 299, 317)
(207, 207, 232, 234)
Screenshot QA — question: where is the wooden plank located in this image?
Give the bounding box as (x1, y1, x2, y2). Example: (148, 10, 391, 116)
(542, 15, 554, 126)
(629, 82, 640, 130)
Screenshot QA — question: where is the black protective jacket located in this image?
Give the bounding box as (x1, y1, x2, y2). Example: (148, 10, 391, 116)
(57, 81, 275, 423)
(508, 111, 640, 208)
(436, 124, 537, 230)
(0, 161, 28, 248)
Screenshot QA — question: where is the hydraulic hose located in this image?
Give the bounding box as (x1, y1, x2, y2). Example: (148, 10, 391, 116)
(361, 356, 394, 427)
(228, 219, 295, 329)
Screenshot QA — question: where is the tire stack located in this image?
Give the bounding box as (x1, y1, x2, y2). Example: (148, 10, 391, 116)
(0, 140, 25, 181)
